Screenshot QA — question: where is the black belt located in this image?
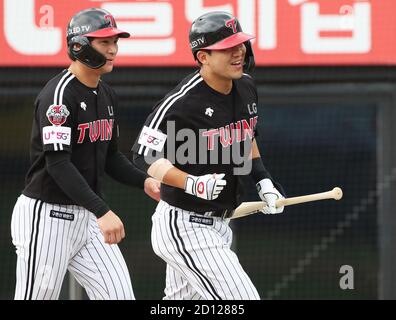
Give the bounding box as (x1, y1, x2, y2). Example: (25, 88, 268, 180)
(205, 208, 235, 219)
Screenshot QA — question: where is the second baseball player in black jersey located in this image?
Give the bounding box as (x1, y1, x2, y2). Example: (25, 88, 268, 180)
(134, 70, 258, 213)
(132, 12, 285, 300)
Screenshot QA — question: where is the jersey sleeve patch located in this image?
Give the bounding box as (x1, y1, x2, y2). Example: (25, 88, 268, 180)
(46, 104, 70, 126)
(43, 126, 71, 146)
(138, 126, 167, 152)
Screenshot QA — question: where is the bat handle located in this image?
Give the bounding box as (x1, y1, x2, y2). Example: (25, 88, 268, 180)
(276, 187, 343, 208)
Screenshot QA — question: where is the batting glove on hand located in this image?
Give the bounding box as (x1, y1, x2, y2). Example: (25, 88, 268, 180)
(185, 173, 227, 200)
(256, 178, 284, 214)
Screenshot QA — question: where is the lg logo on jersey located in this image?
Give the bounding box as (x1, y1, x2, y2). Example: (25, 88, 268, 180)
(247, 103, 257, 115)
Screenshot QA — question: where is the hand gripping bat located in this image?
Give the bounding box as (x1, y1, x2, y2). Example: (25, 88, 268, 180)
(231, 187, 343, 219)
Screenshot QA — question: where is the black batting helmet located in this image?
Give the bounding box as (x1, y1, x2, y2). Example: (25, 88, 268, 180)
(189, 11, 255, 72)
(66, 8, 130, 69)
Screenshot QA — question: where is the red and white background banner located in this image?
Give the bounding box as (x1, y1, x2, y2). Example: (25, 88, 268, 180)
(1, 0, 395, 66)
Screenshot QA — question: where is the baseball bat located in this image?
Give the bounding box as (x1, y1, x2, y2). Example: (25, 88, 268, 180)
(231, 187, 343, 219)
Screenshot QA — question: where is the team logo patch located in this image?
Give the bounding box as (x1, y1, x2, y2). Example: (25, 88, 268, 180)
(46, 104, 70, 126)
(138, 126, 167, 152)
(50, 210, 74, 221)
(189, 215, 213, 226)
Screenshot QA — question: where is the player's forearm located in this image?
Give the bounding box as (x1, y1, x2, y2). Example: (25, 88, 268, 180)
(145, 158, 188, 189)
(145, 158, 225, 200)
(132, 147, 226, 201)
(105, 150, 147, 188)
(249, 140, 286, 196)
(162, 167, 188, 189)
(132, 152, 187, 189)
(46, 152, 110, 217)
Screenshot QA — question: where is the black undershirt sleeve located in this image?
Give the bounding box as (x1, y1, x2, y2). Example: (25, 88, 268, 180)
(45, 151, 110, 217)
(131, 151, 151, 174)
(251, 157, 286, 197)
(250, 157, 273, 183)
(105, 150, 148, 188)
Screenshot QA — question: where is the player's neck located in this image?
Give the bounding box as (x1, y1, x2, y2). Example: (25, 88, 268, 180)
(199, 69, 232, 95)
(68, 63, 100, 88)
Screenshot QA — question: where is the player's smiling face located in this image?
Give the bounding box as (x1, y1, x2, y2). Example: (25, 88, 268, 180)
(90, 36, 119, 74)
(200, 43, 246, 81)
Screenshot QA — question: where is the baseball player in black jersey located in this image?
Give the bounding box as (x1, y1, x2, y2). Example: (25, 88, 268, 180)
(132, 12, 285, 300)
(11, 8, 160, 300)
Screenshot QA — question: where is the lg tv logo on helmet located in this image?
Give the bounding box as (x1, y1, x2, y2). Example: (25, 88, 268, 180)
(67, 25, 91, 37)
(190, 37, 205, 49)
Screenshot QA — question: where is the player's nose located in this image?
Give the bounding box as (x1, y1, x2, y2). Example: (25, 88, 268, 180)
(108, 44, 118, 56)
(231, 43, 245, 56)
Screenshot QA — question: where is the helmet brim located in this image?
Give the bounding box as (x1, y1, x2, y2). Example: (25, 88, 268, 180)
(204, 32, 255, 50)
(84, 27, 130, 38)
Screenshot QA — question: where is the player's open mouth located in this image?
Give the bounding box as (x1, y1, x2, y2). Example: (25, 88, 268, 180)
(231, 60, 242, 67)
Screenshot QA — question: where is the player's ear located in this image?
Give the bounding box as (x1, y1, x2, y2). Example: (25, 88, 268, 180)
(196, 50, 209, 66)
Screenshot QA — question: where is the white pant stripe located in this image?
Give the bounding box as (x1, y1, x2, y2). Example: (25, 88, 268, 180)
(154, 203, 190, 280)
(94, 240, 126, 299)
(69, 258, 108, 296)
(44, 205, 62, 299)
(25, 199, 42, 300)
(81, 247, 112, 297)
(178, 210, 224, 298)
(169, 209, 221, 300)
(184, 211, 235, 298)
(33, 203, 49, 299)
(108, 244, 135, 299)
(23, 199, 36, 300)
(154, 206, 214, 299)
(154, 206, 210, 299)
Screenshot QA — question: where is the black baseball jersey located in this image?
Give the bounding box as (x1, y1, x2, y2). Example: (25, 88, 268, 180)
(23, 69, 124, 205)
(133, 70, 258, 213)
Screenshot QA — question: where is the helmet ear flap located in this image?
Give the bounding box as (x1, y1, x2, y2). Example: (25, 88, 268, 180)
(244, 40, 255, 73)
(67, 36, 107, 69)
